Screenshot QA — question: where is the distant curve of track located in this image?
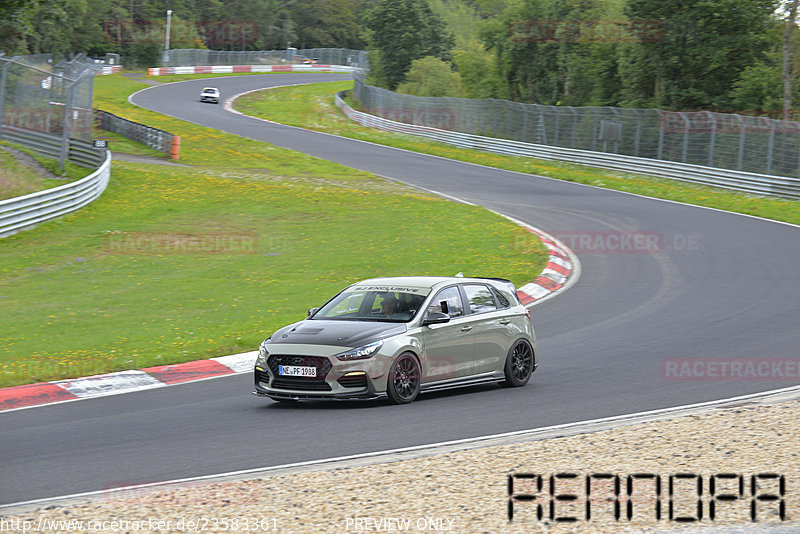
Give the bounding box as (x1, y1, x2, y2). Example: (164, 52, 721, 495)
(3, 72, 799, 505)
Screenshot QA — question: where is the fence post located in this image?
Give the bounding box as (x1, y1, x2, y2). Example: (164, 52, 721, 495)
(707, 111, 716, 167)
(59, 78, 75, 171)
(521, 104, 528, 142)
(766, 121, 775, 174)
(657, 110, 665, 160)
(737, 115, 746, 170)
(569, 107, 577, 148)
(633, 109, 641, 157)
(0, 56, 13, 138)
(681, 112, 689, 163)
(553, 106, 560, 146)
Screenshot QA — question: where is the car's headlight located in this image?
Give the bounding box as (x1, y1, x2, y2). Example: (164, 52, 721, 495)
(336, 340, 383, 361)
(256, 339, 270, 368)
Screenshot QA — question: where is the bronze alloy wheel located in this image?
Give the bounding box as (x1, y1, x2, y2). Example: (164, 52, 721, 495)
(503, 340, 534, 387)
(387, 353, 421, 404)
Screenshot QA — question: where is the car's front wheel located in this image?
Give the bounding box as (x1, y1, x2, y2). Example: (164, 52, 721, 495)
(502, 339, 534, 387)
(386, 353, 421, 404)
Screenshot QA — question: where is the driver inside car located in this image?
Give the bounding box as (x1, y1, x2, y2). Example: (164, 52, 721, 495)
(380, 294, 399, 318)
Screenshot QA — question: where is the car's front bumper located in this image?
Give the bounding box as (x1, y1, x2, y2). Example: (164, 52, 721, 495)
(252, 368, 386, 401)
(252, 351, 389, 401)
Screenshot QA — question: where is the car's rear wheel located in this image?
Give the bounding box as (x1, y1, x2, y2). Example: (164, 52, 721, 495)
(387, 353, 420, 404)
(502, 340, 534, 387)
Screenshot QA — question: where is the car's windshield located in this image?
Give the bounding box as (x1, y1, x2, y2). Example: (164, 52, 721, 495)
(203, 87, 217, 93)
(312, 285, 430, 322)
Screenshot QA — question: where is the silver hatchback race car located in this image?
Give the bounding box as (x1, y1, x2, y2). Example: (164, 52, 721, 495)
(253, 276, 537, 404)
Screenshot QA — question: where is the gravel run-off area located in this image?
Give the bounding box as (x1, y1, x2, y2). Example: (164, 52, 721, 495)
(2, 394, 798, 533)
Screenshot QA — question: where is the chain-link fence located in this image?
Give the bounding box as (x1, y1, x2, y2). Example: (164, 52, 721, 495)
(353, 75, 800, 179)
(165, 48, 368, 69)
(0, 52, 102, 168)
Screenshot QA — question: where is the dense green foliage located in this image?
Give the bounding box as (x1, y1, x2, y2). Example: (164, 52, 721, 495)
(0, 0, 364, 65)
(361, 0, 454, 90)
(396, 56, 462, 97)
(2, 0, 800, 115)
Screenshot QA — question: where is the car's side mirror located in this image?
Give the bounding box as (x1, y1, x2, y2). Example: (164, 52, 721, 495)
(307, 307, 319, 317)
(422, 311, 450, 326)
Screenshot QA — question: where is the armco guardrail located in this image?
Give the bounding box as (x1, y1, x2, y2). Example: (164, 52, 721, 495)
(96, 110, 180, 159)
(335, 92, 800, 200)
(1, 125, 105, 167)
(0, 149, 111, 238)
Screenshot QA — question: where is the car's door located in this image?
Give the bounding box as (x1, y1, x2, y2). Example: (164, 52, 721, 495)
(421, 286, 474, 381)
(462, 283, 515, 375)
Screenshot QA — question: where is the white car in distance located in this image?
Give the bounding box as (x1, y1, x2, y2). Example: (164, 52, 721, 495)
(200, 87, 220, 104)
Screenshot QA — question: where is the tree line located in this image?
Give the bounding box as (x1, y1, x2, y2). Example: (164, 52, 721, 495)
(363, 0, 800, 117)
(2, 0, 799, 116)
(0, 0, 365, 66)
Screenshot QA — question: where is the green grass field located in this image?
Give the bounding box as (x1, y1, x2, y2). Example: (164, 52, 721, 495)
(234, 80, 800, 226)
(0, 74, 548, 388)
(0, 143, 90, 200)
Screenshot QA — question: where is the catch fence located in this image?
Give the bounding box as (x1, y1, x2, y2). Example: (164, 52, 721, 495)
(353, 76, 800, 181)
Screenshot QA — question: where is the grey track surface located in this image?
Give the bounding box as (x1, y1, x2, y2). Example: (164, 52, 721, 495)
(3, 73, 800, 506)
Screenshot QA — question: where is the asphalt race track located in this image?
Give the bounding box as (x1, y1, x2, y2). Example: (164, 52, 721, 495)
(3, 73, 800, 505)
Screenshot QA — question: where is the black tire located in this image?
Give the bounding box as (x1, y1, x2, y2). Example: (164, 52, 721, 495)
(386, 353, 421, 404)
(502, 339, 534, 387)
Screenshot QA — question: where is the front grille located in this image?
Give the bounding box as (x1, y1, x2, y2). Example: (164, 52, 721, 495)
(271, 378, 332, 391)
(266, 354, 333, 392)
(255, 369, 270, 385)
(337, 374, 368, 389)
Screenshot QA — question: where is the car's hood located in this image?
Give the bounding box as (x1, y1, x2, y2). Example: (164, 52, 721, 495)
(270, 320, 407, 348)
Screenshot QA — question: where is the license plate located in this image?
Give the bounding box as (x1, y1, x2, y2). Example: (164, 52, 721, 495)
(278, 365, 317, 377)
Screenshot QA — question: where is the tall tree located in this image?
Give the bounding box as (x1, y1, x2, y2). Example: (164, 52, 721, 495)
(623, 0, 778, 110)
(783, 0, 799, 119)
(288, 0, 363, 49)
(362, 0, 454, 90)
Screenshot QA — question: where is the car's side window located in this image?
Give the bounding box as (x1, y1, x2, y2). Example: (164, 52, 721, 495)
(463, 284, 498, 314)
(427, 287, 464, 318)
(492, 287, 511, 308)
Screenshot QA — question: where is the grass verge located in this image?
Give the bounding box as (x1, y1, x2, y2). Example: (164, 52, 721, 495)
(0, 74, 547, 388)
(0, 143, 89, 200)
(234, 81, 800, 226)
